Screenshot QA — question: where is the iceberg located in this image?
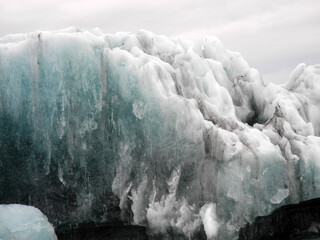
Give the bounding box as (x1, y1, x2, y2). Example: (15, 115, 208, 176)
(0, 27, 319, 239)
(0, 204, 57, 240)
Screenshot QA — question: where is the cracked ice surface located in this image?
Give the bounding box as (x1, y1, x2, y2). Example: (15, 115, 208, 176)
(0, 28, 320, 239)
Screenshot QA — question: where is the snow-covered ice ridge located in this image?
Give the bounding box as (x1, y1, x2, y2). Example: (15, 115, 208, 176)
(0, 27, 320, 240)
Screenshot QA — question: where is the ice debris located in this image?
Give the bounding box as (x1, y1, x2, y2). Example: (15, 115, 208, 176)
(0, 204, 57, 240)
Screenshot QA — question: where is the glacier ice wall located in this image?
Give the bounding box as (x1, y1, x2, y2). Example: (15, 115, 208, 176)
(0, 27, 320, 239)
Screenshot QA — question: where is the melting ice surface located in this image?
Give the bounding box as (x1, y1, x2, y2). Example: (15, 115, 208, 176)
(0, 27, 320, 239)
(0, 204, 57, 240)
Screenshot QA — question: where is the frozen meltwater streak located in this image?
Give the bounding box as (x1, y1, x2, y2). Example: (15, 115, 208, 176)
(0, 28, 320, 240)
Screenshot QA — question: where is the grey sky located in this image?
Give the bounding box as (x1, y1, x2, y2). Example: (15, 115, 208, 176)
(1, 0, 319, 84)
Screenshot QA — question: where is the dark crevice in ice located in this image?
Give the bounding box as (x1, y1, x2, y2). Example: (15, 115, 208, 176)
(246, 110, 260, 127)
(246, 99, 263, 127)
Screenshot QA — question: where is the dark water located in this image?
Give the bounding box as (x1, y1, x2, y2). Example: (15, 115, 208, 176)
(238, 198, 320, 240)
(56, 222, 148, 240)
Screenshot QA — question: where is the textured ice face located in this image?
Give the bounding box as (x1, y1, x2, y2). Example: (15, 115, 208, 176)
(0, 28, 319, 239)
(0, 204, 57, 240)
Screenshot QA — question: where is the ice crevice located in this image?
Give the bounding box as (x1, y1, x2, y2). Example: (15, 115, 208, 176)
(0, 28, 320, 240)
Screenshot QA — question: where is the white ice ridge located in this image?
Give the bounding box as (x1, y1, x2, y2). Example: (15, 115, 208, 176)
(0, 204, 57, 240)
(0, 27, 320, 240)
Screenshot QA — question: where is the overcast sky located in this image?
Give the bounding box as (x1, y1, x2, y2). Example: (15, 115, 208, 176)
(1, 0, 319, 84)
